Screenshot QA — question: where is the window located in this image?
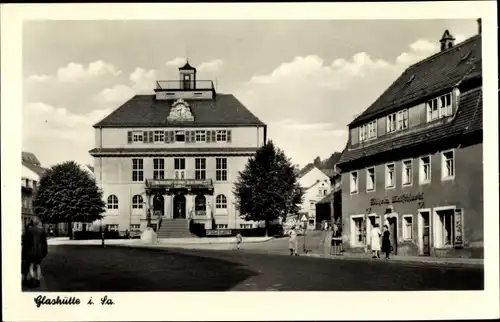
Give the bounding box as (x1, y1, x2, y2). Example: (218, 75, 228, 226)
(351, 216, 365, 246)
(174, 158, 185, 179)
(132, 195, 143, 209)
(402, 215, 413, 240)
(195, 158, 206, 180)
(436, 209, 455, 247)
(216, 224, 228, 229)
(385, 163, 395, 188)
(442, 150, 455, 180)
(216, 158, 227, 181)
(440, 93, 453, 118)
(132, 131, 143, 143)
(106, 224, 119, 232)
(402, 160, 413, 186)
(419, 155, 431, 184)
(309, 201, 316, 210)
(216, 194, 227, 209)
(317, 187, 328, 197)
(107, 195, 118, 209)
(175, 131, 185, 142)
(195, 130, 206, 142)
(427, 93, 453, 122)
(216, 130, 227, 142)
(153, 158, 165, 179)
(130, 224, 141, 232)
(153, 131, 165, 143)
(240, 224, 252, 229)
(386, 113, 397, 133)
(132, 159, 144, 182)
(397, 109, 409, 130)
(350, 171, 358, 194)
(359, 120, 377, 143)
(366, 167, 375, 191)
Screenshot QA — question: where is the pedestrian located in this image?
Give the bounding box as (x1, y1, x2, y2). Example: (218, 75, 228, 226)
(236, 231, 242, 250)
(370, 223, 382, 258)
(288, 226, 298, 256)
(381, 225, 392, 259)
(21, 216, 48, 288)
(331, 223, 342, 255)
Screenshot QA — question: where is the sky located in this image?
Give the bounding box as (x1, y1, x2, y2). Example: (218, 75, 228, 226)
(22, 19, 478, 168)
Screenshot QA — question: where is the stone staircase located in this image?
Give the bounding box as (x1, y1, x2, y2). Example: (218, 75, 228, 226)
(156, 219, 194, 238)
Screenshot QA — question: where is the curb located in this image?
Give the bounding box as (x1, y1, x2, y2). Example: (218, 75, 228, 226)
(301, 253, 484, 268)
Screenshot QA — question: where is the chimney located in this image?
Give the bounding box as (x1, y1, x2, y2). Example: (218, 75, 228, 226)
(477, 18, 482, 35)
(439, 30, 455, 52)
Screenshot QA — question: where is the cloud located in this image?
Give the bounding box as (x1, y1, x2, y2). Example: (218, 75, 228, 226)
(165, 57, 186, 68)
(56, 60, 121, 82)
(236, 37, 442, 166)
(95, 84, 136, 104)
(198, 59, 224, 73)
(129, 67, 157, 93)
(23, 102, 112, 166)
(26, 74, 52, 82)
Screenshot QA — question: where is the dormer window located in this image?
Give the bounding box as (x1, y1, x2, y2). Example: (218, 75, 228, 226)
(175, 131, 186, 142)
(427, 93, 453, 122)
(359, 120, 377, 143)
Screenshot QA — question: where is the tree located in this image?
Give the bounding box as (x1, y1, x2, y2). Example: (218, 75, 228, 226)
(233, 141, 304, 235)
(33, 161, 106, 239)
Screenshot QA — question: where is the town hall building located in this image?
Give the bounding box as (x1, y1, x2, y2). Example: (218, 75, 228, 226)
(90, 61, 267, 237)
(337, 25, 483, 258)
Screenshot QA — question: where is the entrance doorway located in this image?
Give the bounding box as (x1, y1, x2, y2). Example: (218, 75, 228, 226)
(173, 194, 186, 219)
(153, 194, 164, 217)
(419, 210, 431, 256)
(387, 216, 398, 255)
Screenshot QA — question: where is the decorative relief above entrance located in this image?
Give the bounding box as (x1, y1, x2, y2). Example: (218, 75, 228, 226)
(167, 99, 195, 122)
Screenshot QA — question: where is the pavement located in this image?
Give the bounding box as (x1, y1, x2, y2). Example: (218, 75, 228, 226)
(47, 236, 273, 245)
(24, 244, 484, 292)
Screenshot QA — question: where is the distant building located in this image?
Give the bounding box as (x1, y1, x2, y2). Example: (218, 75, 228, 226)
(315, 169, 342, 227)
(90, 61, 266, 237)
(298, 166, 335, 229)
(337, 27, 483, 258)
(21, 155, 43, 230)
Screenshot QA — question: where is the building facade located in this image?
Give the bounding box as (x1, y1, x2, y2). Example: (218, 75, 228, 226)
(90, 62, 266, 235)
(337, 28, 483, 258)
(298, 166, 333, 229)
(315, 170, 342, 227)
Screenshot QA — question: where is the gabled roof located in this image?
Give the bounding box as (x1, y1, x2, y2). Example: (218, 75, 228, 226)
(338, 87, 482, 167)
(22, 151, 41, 166)
(350, 35, 481, 127)
(93, 94, 265, 128)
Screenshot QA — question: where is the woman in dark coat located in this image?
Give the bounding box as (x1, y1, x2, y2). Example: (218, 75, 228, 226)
(22, 217, 48, 288)
(381, 225, 392, 259)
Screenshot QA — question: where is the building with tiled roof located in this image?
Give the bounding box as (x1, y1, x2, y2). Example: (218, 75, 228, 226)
(21, 152, 48, 231)
(336, 23, 483, 259)
(90, 61, 267, 237)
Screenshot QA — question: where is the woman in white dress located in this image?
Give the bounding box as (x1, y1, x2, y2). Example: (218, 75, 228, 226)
(370, 224, 382, 258)
(288, 226, 298, 256)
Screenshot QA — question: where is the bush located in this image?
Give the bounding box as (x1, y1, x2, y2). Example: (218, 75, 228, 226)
(189, 220, 206, 237)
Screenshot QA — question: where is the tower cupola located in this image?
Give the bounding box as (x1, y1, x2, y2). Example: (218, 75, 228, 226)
(178, 61, 196, 89)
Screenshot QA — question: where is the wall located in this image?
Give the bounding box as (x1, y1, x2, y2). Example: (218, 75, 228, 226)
(155, 90, 213, 100)
(95, 155, 255, 231)
(341, 141, 483, 258)
(96, 126, 265, 149)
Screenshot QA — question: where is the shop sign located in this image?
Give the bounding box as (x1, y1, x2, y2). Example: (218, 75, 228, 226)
(370, 192, 424, 206)
(453, 208, 464, 248)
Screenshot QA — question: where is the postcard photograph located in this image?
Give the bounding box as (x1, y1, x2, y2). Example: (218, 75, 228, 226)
(2, 2, 499, 321)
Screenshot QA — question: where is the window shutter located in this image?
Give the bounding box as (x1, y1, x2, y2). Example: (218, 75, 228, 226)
(191, 131, 196, 142)
(206, 131, 211, 143)
(186, 131, 191, 143)
(453, 208, 464, 248)
(164, 131, 168, 143)
(211, 130, 216, 142)
(143, 131, 148, 142)
(170, 131, 176, 143)
(227, 130, 232, 143)
(149, 131, 154, 143)
(127, 131, 133, 143)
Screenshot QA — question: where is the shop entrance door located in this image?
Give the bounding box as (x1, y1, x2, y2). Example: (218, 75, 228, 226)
(420, 211, 431, 256)
(387, 217, 398, 255)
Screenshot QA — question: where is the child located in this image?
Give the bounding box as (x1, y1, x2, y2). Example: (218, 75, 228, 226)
(236, 231, 242, 250)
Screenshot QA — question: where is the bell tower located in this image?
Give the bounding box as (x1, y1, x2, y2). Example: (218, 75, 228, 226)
(439, 30, 455, 52)
(178, 61, 197, 90)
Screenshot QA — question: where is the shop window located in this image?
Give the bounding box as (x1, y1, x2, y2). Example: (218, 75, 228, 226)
(351, 216, 365, 246)
(435, 209, 455, 247)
